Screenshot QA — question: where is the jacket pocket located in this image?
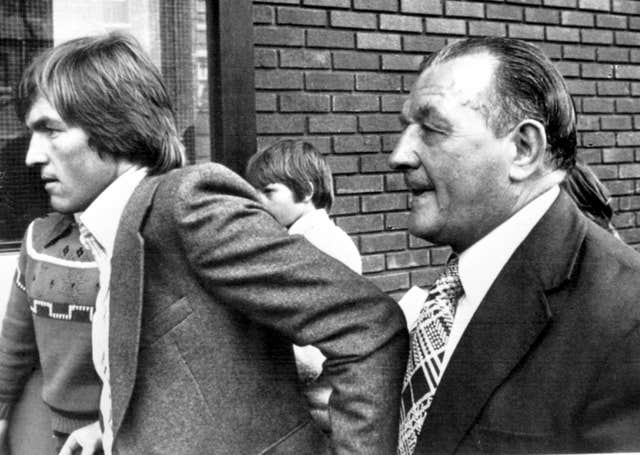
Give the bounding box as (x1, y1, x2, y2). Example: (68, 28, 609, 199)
(469, 425, 556, 454)
(141, 296, 193, 348)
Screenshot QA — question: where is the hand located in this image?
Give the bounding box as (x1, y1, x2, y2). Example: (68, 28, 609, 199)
(0, 419, 10, 455)
(58, 421, 102, 455)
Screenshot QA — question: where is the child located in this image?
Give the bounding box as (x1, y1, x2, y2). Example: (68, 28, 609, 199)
(246, 139, 362, 429)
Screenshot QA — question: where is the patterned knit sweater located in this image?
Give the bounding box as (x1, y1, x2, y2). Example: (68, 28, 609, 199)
(0, 213, 101, 433)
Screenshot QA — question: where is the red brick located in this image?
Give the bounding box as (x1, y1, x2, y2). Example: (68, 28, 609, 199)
(581, 29, 614, 45)
(615, 31, 640, 46)
(369, 272, 410, 292)
(253, 5, 274, 24)
(596, 13, 627, 29)
(330, 11, 377, 29)
(360, 114, 404, 133)
(357, 32, 402, 51)
(582, 132, 615, 147)
(430, 246, 452, 265)
(360, 232, 407, 253)
(597, 81, 630, 96)
(613, 0, 640, 13)
(581, 63, 613, 79)
(332, 94, 379, 112)
(382, 94, 407, 112)
(334, 135, 382, 154)
(612, 212, 636, 228)
(616, 99, 640, 113)
(403, 36, 447, 53)
(590, 164, 618, 179)
(362, 193, 408, 212)
(354, 0, 399, 11)
(255, 70, 303, 89)
(544, 0, 576, 6)
(256, 114, 305, 134)
(277, 7, 326, 26)
(333, 51, 380, 70)
(425, 18, 466, 35)
(387, 249, 430, 269)
(577, 114, 600, 131)
(582, 98, 615, 113)
(280, 49, 331, 69)
(561, 10, 594, 26)
(469, 21, 506, 37)
(254, 49, 278, 68)
(487, 4, 523, 20)
(603, 147, 635, 162)
(566, 80, 596, 95)
(401, 0, 443, 14)
(356, 73, 402, 91)
(309, 114, 357, 133)
(254, 26, 304, 46)
(280, 93, 330, 112)
(537, 42, 562, 58)
(445, 1, 484, 17)
(305, 72, 353, 91)
(508, 0, 542, 5)
(361, 154, 392, 173)
(619, 228, 640, 245)
(577, 148, 602, 163)
(555, 61, 580, 77)
(382, 133, 402, 151)
(615, 65, 640, 80)
(303, 0, 350, 7)
(631, 17, 640, 30)
(331, 196, 359, 215)
(409, 234, 431, 248)
(362, 254, 386, 273)
(619, 194, 640, 209)
(335, 175, 384, 194)
(380, 14, 423, 32)
(307, 29, 354, 48)
(563, 45, 596, 61)
(257, 0, 299, 4)
(508, 24, 545, 40)
(525, 8, 560, 24)
(411, 267, 443, 288)
(597, 48, 629, 63)
(617, 132, 640, 147)
(326, 155, 359, 174)
(606, 179, 635, 195)
(385, 212, 409, 230)
(385, 173, 407, 191)
(601, 115, 633, 130)
(579, 0, 610, 10)
(255, 93, 277, 112)
(633, 83, 640, 95)
(336, 214, 384, 233)
(546, 26, 580, 42)
(382, 54, 423, 71)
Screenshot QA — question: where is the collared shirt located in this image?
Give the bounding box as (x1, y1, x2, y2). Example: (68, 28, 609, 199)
(288, 209, 362, 274)
(76, 166, 147, 455)
(400, 185, 560, 373)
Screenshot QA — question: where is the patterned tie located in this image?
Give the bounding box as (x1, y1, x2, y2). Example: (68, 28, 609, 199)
(398, 260, 463, 455)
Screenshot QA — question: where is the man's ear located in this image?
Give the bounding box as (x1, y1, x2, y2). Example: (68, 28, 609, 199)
(508, 119, 547, 182)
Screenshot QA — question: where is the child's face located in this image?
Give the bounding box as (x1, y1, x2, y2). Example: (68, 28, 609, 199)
(257, 182, 309, 228)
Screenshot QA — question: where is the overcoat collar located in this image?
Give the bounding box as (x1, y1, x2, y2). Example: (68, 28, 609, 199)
(415, 190, 588, 454)
(108, 174, 162, 437)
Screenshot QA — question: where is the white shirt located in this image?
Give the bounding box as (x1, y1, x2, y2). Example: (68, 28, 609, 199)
(400, 185, 560, 373)
(289, 209, 362, 274)
(76, 166, 147, 455)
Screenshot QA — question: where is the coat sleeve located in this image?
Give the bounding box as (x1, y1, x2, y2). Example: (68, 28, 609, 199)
(579, 322, 640, 451)
(164, 164, 409, 455)
(0, 228, 38, 419)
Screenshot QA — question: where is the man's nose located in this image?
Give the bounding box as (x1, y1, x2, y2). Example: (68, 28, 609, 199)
(25, 133, 47, 167)
(388, 126, 418, 170)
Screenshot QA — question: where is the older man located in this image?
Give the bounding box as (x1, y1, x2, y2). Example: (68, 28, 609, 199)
(391, 37, 640, 454)
(3, 32, 408, 455)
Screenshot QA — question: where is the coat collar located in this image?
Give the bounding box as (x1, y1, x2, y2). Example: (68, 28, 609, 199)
(416, 190, 588, 454)
(108, 174, 162, 437)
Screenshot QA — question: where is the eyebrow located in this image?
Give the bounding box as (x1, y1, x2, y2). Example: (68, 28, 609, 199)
(402, 103, 452, 133)
(27, 116, 66, 131)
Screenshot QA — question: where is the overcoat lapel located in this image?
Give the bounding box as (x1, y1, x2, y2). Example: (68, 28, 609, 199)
(108, 175, 162, 437)
(415, 191, 587, 454)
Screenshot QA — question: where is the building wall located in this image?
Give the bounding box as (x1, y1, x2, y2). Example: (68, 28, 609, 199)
(252, 0, 640, 298)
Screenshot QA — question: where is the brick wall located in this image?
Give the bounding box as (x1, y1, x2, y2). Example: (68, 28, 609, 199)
(252, 0, 640, 298)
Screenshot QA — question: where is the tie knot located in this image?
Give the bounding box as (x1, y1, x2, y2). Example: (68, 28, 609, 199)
(431, 260, 463, 304)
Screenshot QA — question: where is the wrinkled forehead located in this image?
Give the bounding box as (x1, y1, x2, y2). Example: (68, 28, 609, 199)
(402, 52, 498, 120)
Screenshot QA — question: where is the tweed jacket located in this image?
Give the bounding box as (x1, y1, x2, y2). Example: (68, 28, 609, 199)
(104, 163, 408, 455)
(413, 190, 640, 454)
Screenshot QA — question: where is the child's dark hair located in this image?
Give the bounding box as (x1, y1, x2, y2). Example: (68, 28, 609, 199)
(245, 140, 334, 210)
